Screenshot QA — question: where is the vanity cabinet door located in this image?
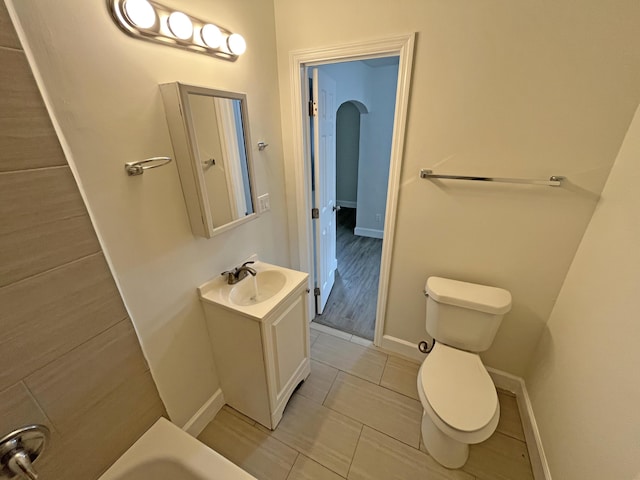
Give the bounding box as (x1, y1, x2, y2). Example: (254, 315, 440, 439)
(262, 290, 310, 426)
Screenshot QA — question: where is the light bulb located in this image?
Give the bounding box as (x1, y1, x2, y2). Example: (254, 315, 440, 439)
(168, 11, 193, 40)
(227, 33, 246, 55)
(201, 24, 223, 48)
(123, 0, 156, 29)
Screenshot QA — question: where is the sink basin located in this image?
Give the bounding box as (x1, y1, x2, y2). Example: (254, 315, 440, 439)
(198, 260, 309, 321)
(229, 270, 287, 306)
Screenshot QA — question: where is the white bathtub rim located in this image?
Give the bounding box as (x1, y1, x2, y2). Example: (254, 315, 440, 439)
(98, 417, 256, 480)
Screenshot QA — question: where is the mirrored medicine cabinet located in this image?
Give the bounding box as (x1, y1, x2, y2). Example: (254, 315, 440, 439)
(160, 82, 258, 238)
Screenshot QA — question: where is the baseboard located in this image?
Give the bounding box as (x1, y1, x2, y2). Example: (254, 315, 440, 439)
(337, 200, 357, 208)
(487, 368, 552, 480)
(486, 366, 522, 394)
(354, 227, 384, 239)
(379, 335, 424, 363)
(181, 388, 225, 437)
(518, 381, 553, 480)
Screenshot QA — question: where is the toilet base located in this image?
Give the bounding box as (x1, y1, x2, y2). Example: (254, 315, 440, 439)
(421, 411, 469, 469)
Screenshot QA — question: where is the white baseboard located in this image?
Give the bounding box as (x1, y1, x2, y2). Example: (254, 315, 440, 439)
(181, 388, 225, 437)
(337, 200, 357, 208)
(379, 335, 424, 363)
(487, 368, 552, 480)
(380, 335, 551, 480)
(354, 226, 384, 239)
(486, 366, 522, 394)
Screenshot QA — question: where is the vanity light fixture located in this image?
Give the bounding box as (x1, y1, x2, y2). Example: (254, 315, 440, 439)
(201, 24, 223, 49)
(123, 0, 156, 28)
(167, 11, 193, 40)
(227, 33, 247, 56)
(108, 0, 246, 61)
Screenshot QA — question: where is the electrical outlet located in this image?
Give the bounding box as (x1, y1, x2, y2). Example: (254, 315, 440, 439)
(258, 193, 270, 213)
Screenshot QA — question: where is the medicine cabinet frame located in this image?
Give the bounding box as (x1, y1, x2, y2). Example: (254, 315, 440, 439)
(160, 82, 259, 238)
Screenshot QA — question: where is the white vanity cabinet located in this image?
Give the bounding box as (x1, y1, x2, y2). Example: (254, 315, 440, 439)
(198, 262, 310, 430)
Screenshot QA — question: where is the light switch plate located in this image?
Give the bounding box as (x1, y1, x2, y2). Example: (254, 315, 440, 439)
(258, 193, 270, 212)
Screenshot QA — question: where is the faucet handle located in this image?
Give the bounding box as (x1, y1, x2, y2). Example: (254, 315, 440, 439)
(8, 450, 38, 480)
(241, 261, 255, 267)
(221, 270, 236, 284)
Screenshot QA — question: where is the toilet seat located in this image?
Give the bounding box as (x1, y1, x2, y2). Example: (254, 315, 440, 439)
(417, 342, 499, 444)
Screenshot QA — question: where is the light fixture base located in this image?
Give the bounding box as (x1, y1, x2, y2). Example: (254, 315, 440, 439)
(108, 0, 244, 61)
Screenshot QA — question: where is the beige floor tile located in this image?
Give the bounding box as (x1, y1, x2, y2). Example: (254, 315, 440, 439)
(268, 393, 362, 477)
(311, 333, 387, 384)
(380, 355, 420, 400)
(310, 322, 353, 340)
(223, 404, 256, 426)
(310, 329, 320, 346)
(349, 335, 373, 348)
(420, 437, 428, 454)
(496, 391, 525, 441)
(199, 408, 298, 480)
(324, 371, 422, 448)
(297, 360, 339, 404)
(463, 431, 534, 480)
(349, 426, 474, 480)
(287, 454, 346, 480)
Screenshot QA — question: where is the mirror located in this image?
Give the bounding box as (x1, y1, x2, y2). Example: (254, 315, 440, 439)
(160, 82, 257, 238)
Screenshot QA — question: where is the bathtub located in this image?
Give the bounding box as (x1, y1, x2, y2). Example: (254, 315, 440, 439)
(99, 417, 257, 480)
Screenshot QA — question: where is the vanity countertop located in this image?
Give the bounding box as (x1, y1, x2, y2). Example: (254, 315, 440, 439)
(198, 261, 308, 321)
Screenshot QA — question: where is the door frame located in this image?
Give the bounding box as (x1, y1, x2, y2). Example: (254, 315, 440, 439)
(288, 33, 415, 345)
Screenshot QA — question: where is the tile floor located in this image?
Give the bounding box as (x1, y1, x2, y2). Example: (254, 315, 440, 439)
(198, 323, 535, 480)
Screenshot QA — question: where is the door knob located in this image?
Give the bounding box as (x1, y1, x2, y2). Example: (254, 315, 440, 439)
(332, 205, 341, 212)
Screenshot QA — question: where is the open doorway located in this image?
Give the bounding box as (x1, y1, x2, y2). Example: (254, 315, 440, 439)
(310, 58, 399, 340)
(288, 34, 414, 348)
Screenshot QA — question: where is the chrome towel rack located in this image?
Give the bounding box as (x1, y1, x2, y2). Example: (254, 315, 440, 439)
(125, 157, 172, 176)
(420, 169, 565, 187)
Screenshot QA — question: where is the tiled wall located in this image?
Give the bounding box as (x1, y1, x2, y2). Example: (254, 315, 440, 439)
(0, 2, 165, 478)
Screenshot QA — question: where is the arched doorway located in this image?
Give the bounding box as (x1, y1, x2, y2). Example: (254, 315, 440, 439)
(336, 100, 368, 211)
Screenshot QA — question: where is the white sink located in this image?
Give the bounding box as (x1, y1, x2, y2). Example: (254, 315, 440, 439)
(198, 260, 309, 321)
(229, 270, 287, 306)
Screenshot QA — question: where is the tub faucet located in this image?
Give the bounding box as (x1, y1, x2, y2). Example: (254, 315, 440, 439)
(0, 424, 49, 480)
(221, 261, 257, 285)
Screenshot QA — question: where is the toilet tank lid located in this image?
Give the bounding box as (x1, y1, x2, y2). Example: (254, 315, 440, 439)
(426, 277, 512, 314)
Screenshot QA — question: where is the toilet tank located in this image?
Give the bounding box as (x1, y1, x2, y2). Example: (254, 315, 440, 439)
(425, 277, 512, 352)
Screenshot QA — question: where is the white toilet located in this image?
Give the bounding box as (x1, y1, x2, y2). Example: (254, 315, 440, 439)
(417, 276, 512, 469)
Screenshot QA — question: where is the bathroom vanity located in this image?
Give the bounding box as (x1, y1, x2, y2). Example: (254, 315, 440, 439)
(198, 261, 310, 429)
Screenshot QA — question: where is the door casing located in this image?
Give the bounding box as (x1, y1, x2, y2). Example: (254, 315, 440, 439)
(287, 33, 416, 346)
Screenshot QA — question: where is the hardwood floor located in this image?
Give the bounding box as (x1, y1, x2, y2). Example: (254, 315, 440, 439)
(314, 208, 382, 340)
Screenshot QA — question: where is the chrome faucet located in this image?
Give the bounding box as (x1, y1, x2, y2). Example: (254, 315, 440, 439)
(221, 261, 257, 285)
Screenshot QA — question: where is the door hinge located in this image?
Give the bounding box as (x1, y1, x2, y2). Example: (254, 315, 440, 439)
(311, 207, 319, 219)
(308, 100, 318, 117)
(313, 287, 320, 296)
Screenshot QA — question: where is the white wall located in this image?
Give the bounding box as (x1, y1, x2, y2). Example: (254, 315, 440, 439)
(318, 62, 369, 211)
(274, 0, 640, 375)
(319, 61, 398, 237)
(525, 103, 640, 479)
(9, 0, 289, 426)
(355, 62, 398, 236)
(319, 61, 372, 108)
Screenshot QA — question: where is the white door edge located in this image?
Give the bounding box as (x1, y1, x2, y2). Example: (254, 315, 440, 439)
(287, 33, 416, 343)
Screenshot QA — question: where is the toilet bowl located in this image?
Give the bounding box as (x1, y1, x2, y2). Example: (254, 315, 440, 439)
(418, 277, 511, 469)
(416, 342, 499, 468)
